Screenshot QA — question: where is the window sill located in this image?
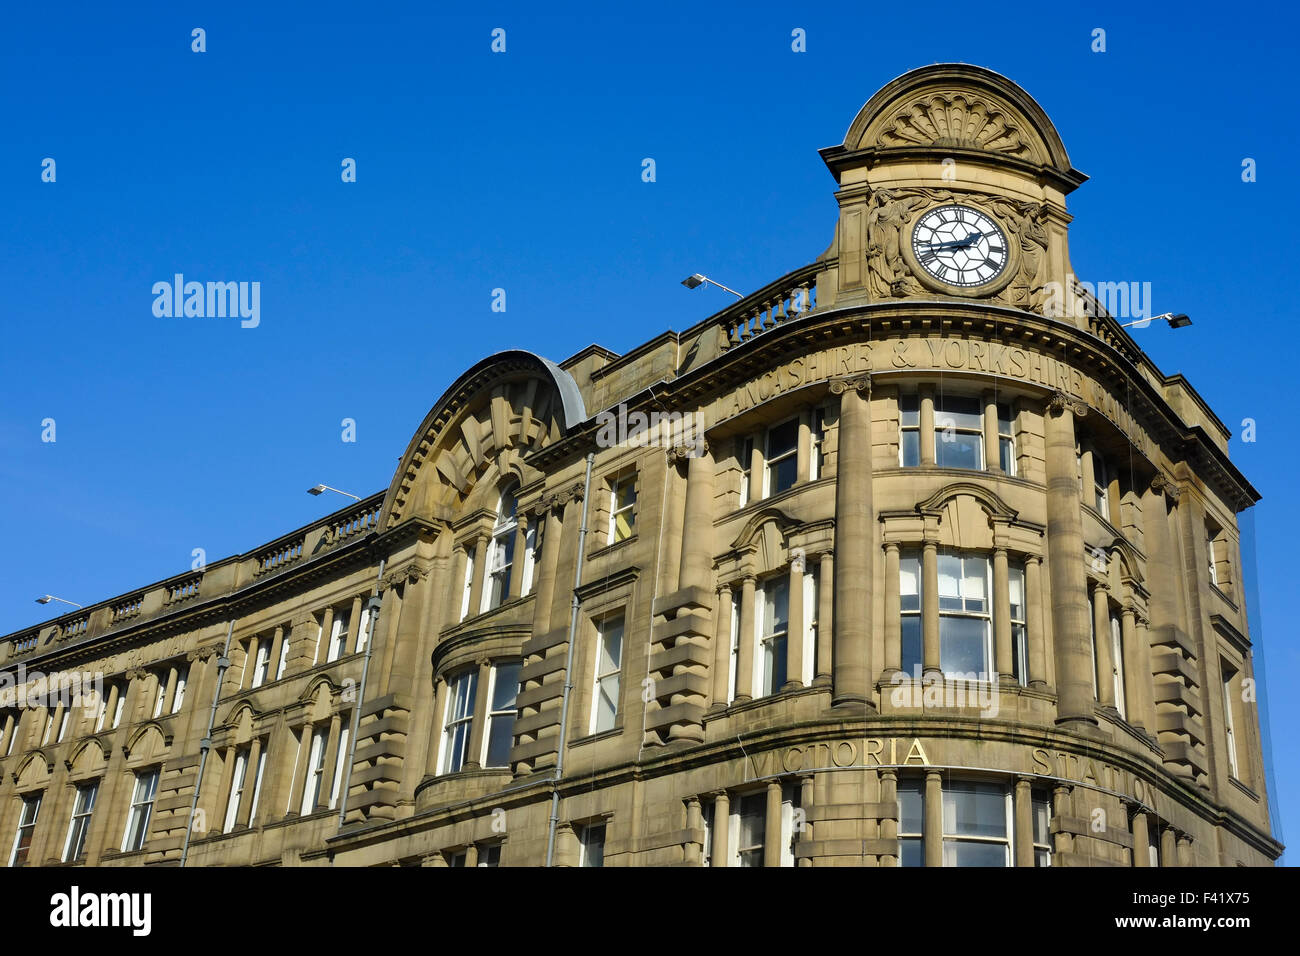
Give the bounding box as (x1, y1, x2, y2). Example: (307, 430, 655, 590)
(1228, 776, 1260, 802)
(588, 535, 637, 561)
(568, 726, 622, 748)
(1210, 582, 1238, 611)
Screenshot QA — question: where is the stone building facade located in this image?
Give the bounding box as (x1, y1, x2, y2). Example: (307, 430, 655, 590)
(0, 64, 1280, 867)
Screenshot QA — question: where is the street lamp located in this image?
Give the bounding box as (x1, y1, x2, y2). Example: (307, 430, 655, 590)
(307, 484, 361, 501)
(681, 273, 744, 298)
(1121, 312, 1191, 330)
(36, 595, 82, 609)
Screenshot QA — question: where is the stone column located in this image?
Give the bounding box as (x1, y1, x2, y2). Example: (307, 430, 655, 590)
(922, 540, 940, 677)
(286, 723, 313, 816)
(748, 443, 764, 504)
(1025, 555, 1047, 688)
(318, 608, 335, 664)
(1079, 447, 1096, 505)
(763, 780, 783, 867)
(1045, 394, 1095, 729)
(785, 559, 805, 691)
(508, 515, 529, 601)
(316, 714, 342, 811)
(1160, 826, 1177, 867)
(919, 384, 936, 466)
(711, 584, 734, 707)
(240, 637, 258, 690)
(1121, 607, 1145, 731)
(1135, 615, 1157, 733)
(162, 666, 179, 715)
(267, 626, 286, 680)
(462, 659, 493, 771)
(678, 447, 716, 586)
(447, 544, 469, 628)
(425, 676, 448, 776)
(734, 575, 756, 702)
(815, 553, 834, 686)
(102, 684, 120, 731)
(236, 735, 263, 828)
(993, 546, 1013, 681)
(924, 770, 943, 868)
(711, 792, 730, 867)
(879, 769, 898, 867)
(531, 507, 563, 634)
(798, 776, 814, 867)
(983, 390, 1001, 473)
(685, 797, 704, 865)
(1014, 777, 1033, 867)
(1093, 584, 1114, 708)
(831, 375, 873, 707)
(883, 543, 901, 678)
(796, 414, 812, 483)
(1131, 809, 1150, 867)
(1176, 832, 1193, 867)
(464, 844, 479, 868)
(466, 531, 490, 620)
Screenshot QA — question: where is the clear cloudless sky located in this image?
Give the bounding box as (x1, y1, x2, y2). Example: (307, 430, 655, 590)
(1, 1, 1295, 859)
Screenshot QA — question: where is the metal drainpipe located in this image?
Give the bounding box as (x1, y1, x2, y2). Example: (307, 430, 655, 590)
(179, 618, 236, 867)
(337, 556, 386, 830)
(545, 451, 595, 866)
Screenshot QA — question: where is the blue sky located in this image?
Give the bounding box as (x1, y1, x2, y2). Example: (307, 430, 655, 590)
(1, 1, 1294, 857)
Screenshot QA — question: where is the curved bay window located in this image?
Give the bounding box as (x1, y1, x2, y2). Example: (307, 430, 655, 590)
(483, 484, 518, 613)
(898, 777, 1051, 867)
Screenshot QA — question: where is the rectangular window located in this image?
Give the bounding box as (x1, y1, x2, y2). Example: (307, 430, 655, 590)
(327, 610, 350, 663)
(111, 690, 126, 730)
(898, 779, 924, 867)
(759, 577, 790, 697)
(478, 844, 501, 867)
(899, 393, 920, 467)
(934, 394, 984, 470)
(484, 487, 519, 613)
(152, 673, 169, 718)
(1009, 565, 1028, 686)
(0, 714, 13, 756)
(522, 522, 541, 597)
(301, 728, 327, 815)
(937, 552, 992, 677)
(765, 419, 799, 496)
(802, 566, 818, 686)
(1032, 791, 1053, 867)
(223, 749, 248, 833)
(590, 616, 624, 735)
(483, 661, 520, 768)
(440, 670, 478, 774)
(56, 706, 71, 742)
(1222, 659, 1240, 779)
(609, 473, 637, 543)
(1088, 592, 1100, 700)
(734, 793, 766, 867)
(41, 709, 54, 745)
(329, 725, 349, 810)
(728, 589, 740, 704)
(62, 781, 98, 862)
(738, 437, 755, 508)
(900, 554, 922, 677)
(998, 403, 1017, 476)
(252, 641, 271, 688)
(121, 770, 159, 852)
(578, 822, 606, 867)
(810, 409, 826, 480)
(941, 780, 1011, 867)
(9, 793, 41, 867)
(354, 606, 372, 656)
(170, 665, 188, 714)
(1093, 454, 1110, 518)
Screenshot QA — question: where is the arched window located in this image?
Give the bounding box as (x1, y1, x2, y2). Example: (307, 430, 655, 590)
(483, 484, 518, 612)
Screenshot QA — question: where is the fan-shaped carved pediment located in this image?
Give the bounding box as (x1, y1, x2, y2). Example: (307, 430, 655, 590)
(731, 508, 801, 569)
(916, 482, 1019, 522)
(67, 738, 110, 775)
(875, 93, 1039, 161)
(381, 351, 587, 529)
(1103, 537, 1146, 587)
(124, 722, 168, 761)
(13, 751, 51, 788)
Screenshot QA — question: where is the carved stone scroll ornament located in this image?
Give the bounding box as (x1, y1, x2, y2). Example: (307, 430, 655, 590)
(380, 563, 431, 593)
(1047, 390, 1087, 418)
(665, 438, 709, 466)
(1150, 473, 1182, 503)
(534, 480, 586, 516)
(829, 374, 872, 396)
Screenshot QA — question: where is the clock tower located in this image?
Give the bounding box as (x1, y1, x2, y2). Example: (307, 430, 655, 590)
(817, 64, 1088, 321)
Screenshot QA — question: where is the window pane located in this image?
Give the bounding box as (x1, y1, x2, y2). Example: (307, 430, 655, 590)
(763, 635, 787, 695)
(599, 622, 623, 674)
(939, 616, 989, 675)
(770, 456, 797, 494)
(899, 393, 919, 427)
(1008, 567, 1025, 620)
(962, 556, 987, 612)
(900, 837, 924, 867)
(938, 554, 962, 610)
(491, 662, 521, 711)
(935, 395, 982, 430)
(999, 436, 1015, 474)
(486, 718, 514, 768)
(901, 430, 920, 467)
(763, 579, 790, 634)
(901, 616, 922, 676)
(997, 403, 1013, 433)
(943, 840, 1009, 867)
(943, 782, 1006, 837)
(897, 781, 924, 833)
(935, 432, 982, 470)
(1032, 795, 1050, 844)
(900, 556, 921, 609)
(768, 419, 798, 457)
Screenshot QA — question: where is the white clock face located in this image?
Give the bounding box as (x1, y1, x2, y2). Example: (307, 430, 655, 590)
(911, 204, 1009, 287)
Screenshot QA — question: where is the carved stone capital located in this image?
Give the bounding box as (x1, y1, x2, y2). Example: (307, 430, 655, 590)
(666, 438, 709, 465)
(829, 374, 872, 396)
(538, 480, 586, 513)
(1047, 390, 1086, 418)
(381, 563, 431, 592)
(1150, 473, 1182, 502)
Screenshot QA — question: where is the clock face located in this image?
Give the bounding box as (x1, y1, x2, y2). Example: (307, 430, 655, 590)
(911, 204, 1009, 287)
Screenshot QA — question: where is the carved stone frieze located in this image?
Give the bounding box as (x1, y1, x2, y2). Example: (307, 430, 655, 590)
(876, 93, 1038, 161)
